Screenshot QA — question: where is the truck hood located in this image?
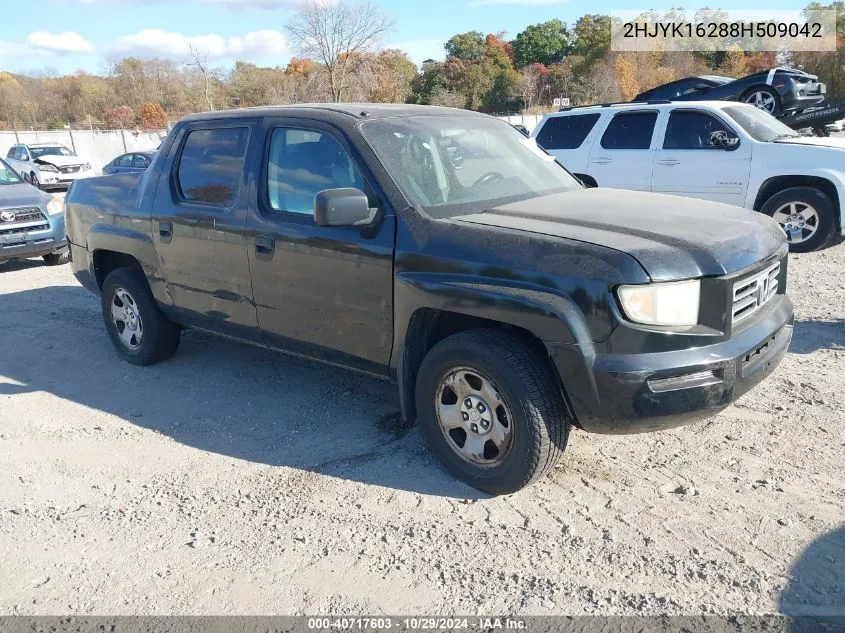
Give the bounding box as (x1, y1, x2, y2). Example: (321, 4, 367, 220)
(773, 136, 845, 149)
(454, 189, 785, 281)
(35, 155, 85, 168)
(0, 182, 51, 207)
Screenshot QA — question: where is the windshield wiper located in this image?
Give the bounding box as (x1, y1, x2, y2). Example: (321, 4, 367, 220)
(770, 133, 800, 141)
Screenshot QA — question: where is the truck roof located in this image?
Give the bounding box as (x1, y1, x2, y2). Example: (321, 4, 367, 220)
(180, 103, 487, 124)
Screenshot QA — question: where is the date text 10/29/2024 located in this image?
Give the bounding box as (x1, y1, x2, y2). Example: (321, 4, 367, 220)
(307, 618, 527, 630)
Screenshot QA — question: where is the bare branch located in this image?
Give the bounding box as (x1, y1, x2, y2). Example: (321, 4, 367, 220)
(285, 0, 394, 102)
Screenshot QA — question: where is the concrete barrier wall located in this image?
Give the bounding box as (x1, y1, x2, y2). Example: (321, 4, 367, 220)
(0, 130, 166, 175)
(497, 114, 546, 133)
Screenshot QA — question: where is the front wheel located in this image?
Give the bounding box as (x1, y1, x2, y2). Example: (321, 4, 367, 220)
(101, 267, 181, 365)
(415, 329, 570, 495)
(761, 186, 837, 253)
(29, 172, 39, 188)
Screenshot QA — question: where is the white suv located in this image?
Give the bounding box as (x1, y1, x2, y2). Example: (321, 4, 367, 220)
(5, 143, 94, 190)
(532, 100, 845, 252)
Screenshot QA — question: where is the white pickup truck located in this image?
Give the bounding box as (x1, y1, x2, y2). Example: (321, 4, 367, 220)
(532, 100, 845, 252)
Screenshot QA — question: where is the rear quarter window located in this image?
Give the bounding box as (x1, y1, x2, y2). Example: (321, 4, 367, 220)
(535, 113, 600, 150)
(176, 127, 249, 206)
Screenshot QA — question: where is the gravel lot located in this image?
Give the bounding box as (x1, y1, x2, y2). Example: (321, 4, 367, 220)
(0, 246, 843, 616)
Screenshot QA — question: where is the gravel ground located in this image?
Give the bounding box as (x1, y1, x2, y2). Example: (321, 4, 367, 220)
(0, 246, 843, 616)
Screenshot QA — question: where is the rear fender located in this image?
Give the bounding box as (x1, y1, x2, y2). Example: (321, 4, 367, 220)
(87, 223, 172, 306)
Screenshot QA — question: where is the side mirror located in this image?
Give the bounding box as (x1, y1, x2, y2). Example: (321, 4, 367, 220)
(21, 155, 29, 162)
(314, 188, 378, 227)
(708, 131, 739, 149)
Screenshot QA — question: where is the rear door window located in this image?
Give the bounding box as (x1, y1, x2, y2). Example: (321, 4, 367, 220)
(535, 113, 601, 150)
(176, 127, 249, 206)
(600, 112, 658, 150)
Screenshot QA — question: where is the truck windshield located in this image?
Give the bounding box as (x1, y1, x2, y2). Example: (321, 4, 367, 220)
(722, 106, 800, 142)
(0, 160, 22, 185)
(360, 115, 581, 218)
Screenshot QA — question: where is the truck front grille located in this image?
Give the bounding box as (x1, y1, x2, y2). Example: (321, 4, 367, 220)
(732, 261, 781, 326)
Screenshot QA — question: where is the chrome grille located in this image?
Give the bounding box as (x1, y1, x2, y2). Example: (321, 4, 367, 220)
(0, 207, 47, 224)
(732, 261, 781, 326)
(59, 165, 81, 174)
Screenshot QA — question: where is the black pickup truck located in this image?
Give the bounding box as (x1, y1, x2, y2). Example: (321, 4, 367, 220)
(65, 104, 794, 494)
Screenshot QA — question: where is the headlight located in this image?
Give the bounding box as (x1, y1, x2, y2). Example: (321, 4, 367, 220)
(616, 279, 700, 326)
(38, 164, 59, 173)
(47, 196, 65, 217)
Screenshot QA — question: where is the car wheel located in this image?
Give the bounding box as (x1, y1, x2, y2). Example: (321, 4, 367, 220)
(742, 86, 782, 115)
(761, 186, 837, 253)
(29, 172, 39, 188)
(42, 252, 69, 266)
(101, 267, 181, 365)
(415, 329, 570, 495)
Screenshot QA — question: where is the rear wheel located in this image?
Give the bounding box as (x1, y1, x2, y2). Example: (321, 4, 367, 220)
(742, 86, 782, 115)
(415, 329, 570, 495)
(101, 267, 181, 365)
(761, 186, 837, 252)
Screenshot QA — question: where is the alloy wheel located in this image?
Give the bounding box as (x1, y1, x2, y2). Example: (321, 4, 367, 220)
(434, 366, 514, 466)
(771, 201, 819, 245)
(110, 287, 144, 350)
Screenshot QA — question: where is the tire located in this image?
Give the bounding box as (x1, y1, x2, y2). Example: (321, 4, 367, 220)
(29, 172, 39, 188)
(761, 186, 837, 253)
(415, 329, 570, 495)
(42, 251, 69, 266)
(101, 267, 181, 365)
(742, 86, 782, 116)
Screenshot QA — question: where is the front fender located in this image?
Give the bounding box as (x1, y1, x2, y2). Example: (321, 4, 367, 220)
(391, 272, 598, 423)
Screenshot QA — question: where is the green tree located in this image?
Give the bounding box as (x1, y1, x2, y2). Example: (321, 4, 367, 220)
(512, 19, 570, 68)
(444, 31, 486, 62)
(569, 14, 612, 76)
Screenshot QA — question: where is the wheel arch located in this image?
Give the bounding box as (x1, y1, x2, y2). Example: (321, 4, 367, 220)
(753, 175, 841, 229)
(392, 278, 594, 428)
(86, 224, 172, 307)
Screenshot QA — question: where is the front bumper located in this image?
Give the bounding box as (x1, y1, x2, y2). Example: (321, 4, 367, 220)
(46, 169, 95, 188)
(548, 295, 794, 434)
(0, 213, 67, 262)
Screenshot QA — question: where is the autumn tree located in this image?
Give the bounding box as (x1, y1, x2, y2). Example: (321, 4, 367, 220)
(104, 105, 135, 128)
(138, 102, 167, 129)
(615, 56, 640, 101)
(284, 0, 394, 102)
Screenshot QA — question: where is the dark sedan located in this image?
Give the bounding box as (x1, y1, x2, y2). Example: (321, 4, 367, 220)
(103, 151, 156, 176)
(632, 68, 826, 115)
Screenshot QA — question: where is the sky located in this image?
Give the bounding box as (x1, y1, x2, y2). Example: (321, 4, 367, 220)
(1, 0, 814, 75)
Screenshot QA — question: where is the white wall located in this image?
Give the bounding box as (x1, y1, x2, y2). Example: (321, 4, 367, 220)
(496, 114, 545, 133)
(0, 130, 166, 175)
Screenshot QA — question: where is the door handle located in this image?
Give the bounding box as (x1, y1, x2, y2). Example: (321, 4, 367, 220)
(591, 158, 612, 165)
(159, 221, 173, 243)
(658, 159, 681, 166)
(255, 235, 275, 260)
